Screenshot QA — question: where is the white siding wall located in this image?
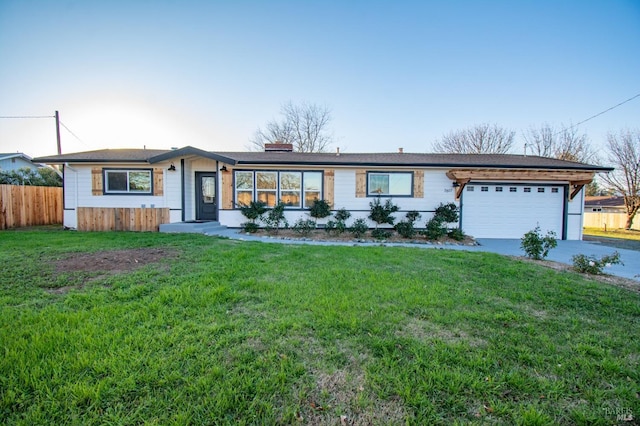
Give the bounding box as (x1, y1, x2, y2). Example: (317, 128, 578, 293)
(218, 168, 460, 229)
(567, 187, 584, 240)
(62, 162, 180, 228)
(333, 168, 457, 227)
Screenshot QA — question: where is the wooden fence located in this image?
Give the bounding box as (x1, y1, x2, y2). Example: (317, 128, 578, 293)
(583, 212, 640, 231)
(0, 184, 63, 229)
(77, 207, 170, 231)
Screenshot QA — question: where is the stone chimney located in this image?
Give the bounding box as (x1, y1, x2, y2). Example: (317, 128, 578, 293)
(264, 141, 293, 152)
(398, 147, 404, 154)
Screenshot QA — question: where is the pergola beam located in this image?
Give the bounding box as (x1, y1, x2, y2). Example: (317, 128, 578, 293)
(446, 169, 595, 201)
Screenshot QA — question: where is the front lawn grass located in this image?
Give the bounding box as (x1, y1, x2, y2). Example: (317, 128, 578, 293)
(1, 231, 639, 425)
(584, 227, 640, 241)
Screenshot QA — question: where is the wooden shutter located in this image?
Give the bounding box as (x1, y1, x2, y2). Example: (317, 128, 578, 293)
(323, 169, 334, 207)
(221, 167, 234, 209)
(91, 168, 103, 195)
(355, 170, 366, 198)
(413, 170, 424, 198)
(153, 168, 164, 196)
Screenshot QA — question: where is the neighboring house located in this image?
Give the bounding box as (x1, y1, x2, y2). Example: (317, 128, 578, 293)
(584, 196, 625, 213)
(34, 144, 611, 239)
(0, 153, 35, 172)
(583, 196, 638, 230)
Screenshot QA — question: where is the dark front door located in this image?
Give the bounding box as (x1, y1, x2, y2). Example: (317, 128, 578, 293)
(195, 172, 217, 221)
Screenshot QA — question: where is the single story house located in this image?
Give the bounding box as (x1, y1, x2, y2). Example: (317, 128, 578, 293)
(583, 196, 638, 231)
(0, 153, 36, 172)
(584, 196, 625, 213)
(34, 144, 612, 239)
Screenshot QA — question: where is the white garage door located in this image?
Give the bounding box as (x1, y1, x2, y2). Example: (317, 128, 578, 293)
(461, 184, 564, 239)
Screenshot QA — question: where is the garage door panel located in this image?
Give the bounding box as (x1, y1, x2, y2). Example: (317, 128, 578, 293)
(461, 185, 563, 239)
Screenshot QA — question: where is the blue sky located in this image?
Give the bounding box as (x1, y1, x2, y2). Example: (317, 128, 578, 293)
(1, 0, 638, 158)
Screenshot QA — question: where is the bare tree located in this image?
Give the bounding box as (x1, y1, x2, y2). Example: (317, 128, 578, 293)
(600, 129, 640, 229)
(523, 123, 596, 162)
(250, 101, 334, 152)
(432, 123, 515, 154)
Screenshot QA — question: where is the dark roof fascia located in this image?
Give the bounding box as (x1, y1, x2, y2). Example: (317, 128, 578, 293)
(149, 146, 237, 165)
(33, 157, 153, 164)
(232, 159, 612, 172)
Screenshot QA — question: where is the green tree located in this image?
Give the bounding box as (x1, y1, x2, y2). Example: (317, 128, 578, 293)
(0, 167, 62, 187)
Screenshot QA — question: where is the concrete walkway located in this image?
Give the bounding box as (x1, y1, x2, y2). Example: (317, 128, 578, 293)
(209, 228, 640, 281)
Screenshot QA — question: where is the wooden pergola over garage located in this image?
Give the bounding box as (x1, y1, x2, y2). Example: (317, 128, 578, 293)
(446, 169, 595, 201)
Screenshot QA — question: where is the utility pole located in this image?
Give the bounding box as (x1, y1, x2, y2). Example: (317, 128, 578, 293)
(55, 110, 61, 155)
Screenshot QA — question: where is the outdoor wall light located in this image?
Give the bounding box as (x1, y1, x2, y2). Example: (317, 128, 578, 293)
(220, 165, 228, 172)
(452, 181, 460, 187)
(168, 163, 176, 171)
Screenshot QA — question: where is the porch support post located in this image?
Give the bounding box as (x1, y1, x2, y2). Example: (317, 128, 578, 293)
(181, 158, 185, 222)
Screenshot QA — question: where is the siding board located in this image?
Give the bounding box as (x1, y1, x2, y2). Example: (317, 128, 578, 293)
(91, 168, 103, 195)
(414, 170, 424, 198)
(77, 207, 169, 231)
(324, 169, 335, 207)
(355, 170, 366, 198)
(153, 168, 164, 196)
(221, 168, 234, 209)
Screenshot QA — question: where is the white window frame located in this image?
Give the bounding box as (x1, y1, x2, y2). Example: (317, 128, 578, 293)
(104, 169, 152, 195)
(234, 171, 254, 206)
(366, 172, 413, 197)
(234, 170, 324, 209)
(256, 171, 278, 207)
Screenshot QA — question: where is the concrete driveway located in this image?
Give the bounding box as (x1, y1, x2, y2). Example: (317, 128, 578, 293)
(211, 228, 640, 282)
(473, 239, 640, 281)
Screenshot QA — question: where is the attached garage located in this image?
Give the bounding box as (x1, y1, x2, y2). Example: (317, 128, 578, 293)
(461, 183, 566, 239)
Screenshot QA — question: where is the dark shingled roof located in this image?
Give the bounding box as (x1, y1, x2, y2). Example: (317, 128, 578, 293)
(34, 147, 612, 171)
(34, 149, 170, 163)
(584, 196, 625, 207)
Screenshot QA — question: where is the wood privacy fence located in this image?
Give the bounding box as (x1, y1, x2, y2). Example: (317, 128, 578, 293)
(0, 184, 63, 229)
(583, 212, 640, 231)
(77, 207, 170, 231)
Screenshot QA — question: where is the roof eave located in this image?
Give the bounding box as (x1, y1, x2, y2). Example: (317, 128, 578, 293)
(149, 146, 237, 165)
(233, 159, 612, 171)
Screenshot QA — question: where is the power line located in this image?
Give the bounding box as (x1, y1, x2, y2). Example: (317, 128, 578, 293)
(568, 93, 640, 131)
(0, 115, 54, 119)
(59, 120, 89, 147)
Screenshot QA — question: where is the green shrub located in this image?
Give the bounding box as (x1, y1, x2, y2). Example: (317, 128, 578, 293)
(368, 197, 399, 228)
(572, 252, 622, 274)
(0, 167, 62, 187)
(334, 208, 351, 223)
(308, 199, 332, 220)
(263, 202, 288, 235)
(325, 220, 336, 234)
(371, 229, 392, 240)
(240, 222, 259, 233)
(434, 203, 458, 223)
(447, 228, 466, 241)
(395, 211, 421, 239)
(325, 220, 345, 235)
(238, 200, 267, 222)
(520, 226, 557, 260)
(394, 221, 416, 239)
(325, 208, 351, 235)
(422, 217, 446, 240)
(405, 210, 421, 223)
(292, 218, 316, 236)
(350, 218, 369, 238)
